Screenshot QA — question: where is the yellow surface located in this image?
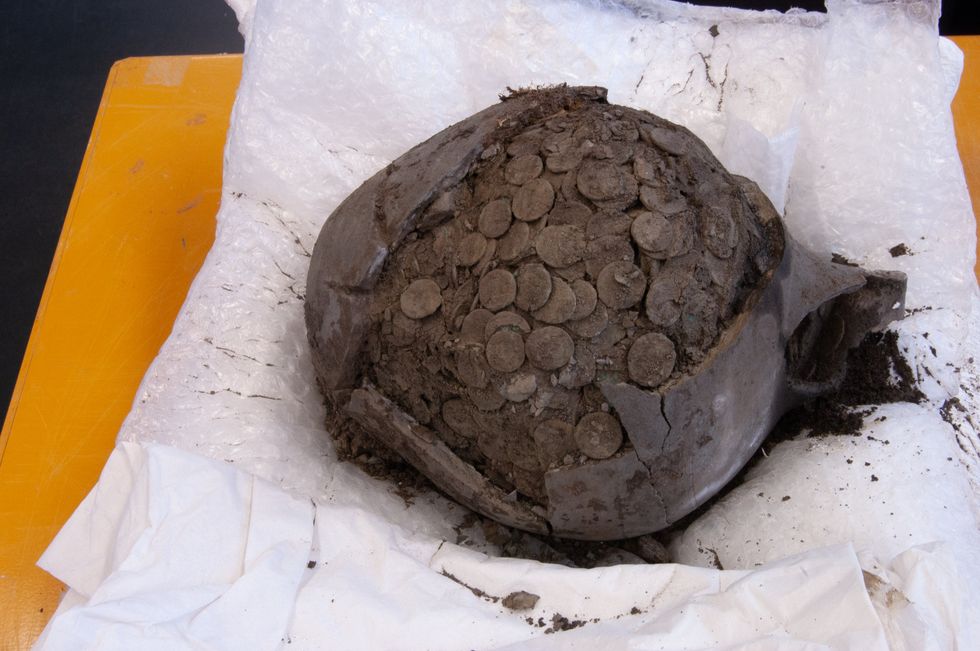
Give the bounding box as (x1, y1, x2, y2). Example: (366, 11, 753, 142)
(0, 36, 978, 649)
(0, 55, 242, 649)
(951, 36, 980, 281)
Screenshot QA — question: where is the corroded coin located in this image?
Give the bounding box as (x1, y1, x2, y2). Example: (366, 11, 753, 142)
(548, 200, 592, 228)
(532, 419, 576, 468)
(525, 326, 574, 370)
(596, 261, 646, 310)
(585, 235, 634, 278)
(484, 310, 531, 338)
(545, 149, 583, 173)
(400, 278, 443, 319)
(460, 308, 495, 342)
(486, 329, 526, 373)
(630, 211, 670, 253)
(513, 178, 555, 222)
(574, 412, 623, 460)
(644, 269, 689, 327)
(479, 268, 517, 311)
(567, 301, 609, 339)
(442, 399, 479, 439)
(457, 232, 488, 266)
(557, 343, 596, 388)
(627, 332, 677, 387)
(535, 225, 586, 268)
(478, 199, 513, 239)
(569, 279, 597, 320)
(498, 221, 530, 261)
(532, 276, 577, 324)
(505, 154, 544, 185)
(499, 372, 538, 402)
(455, 346, 490, 388)
(576, 160, 637, 204)
(515, 263, 552, 312)
(700, 204, 738, 259)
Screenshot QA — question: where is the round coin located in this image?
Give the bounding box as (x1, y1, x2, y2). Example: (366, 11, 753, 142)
(627, 332, 677, 387)
(479, 268, 517, 311)
(478, 199, 513, 239)
(512, 178, 555, 222)
(534, 225, 586, 268)
(574, 412, 623, 460)
(569, 279, 598, 320)
(486, 329, 526, 373)
(596, 261, 646, 310)
(505, 154, 544, 185)
(532, 276, 577, 324)
(515, 263, 552, 312)
(576, 160, 636, 202)
(457, 232, 488, 266)
(525, 326, 574, 371)
(400, 278, 443, 319)
(497, 221, 530, 261)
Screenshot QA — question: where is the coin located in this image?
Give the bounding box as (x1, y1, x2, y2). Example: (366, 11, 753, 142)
(627, 332, 676, 387)
(512, 178, 555, 222)
(574, 412, 623, 459)
(525, 326, 574, 370)
(478, 198, 513, 239)
(400, 278, 443, 319)
(479, 268, 517, 311)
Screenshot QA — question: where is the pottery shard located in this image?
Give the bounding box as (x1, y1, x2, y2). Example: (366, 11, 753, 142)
(498, 221, 530, 261)
(515, 263, 553, 312)
(525, 326, 574, 371)
(479, 268, 517, 311)
(574, 412, 623, 460)
(457, 232, 488, 266)
(400, 279, 443, 319)
(505, 154, 544, 185)
(486, 329, 526, 373)
(534, 225, 586, 268)
(627, 332, 676, 388)
(532, 276, 577, 325)
(512, 178, 555, 222)
(596, 261, 646, 310)
(478, 199, 513, 239)
(576, 160, 638, 203)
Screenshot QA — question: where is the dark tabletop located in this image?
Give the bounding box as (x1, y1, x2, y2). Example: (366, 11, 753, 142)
(0, 0, 975, 424)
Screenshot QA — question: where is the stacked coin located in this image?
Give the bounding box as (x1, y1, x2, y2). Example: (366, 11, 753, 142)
(366, 99, 768, 503)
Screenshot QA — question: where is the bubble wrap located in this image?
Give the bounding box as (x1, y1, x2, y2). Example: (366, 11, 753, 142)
(107, 0, 978, 646)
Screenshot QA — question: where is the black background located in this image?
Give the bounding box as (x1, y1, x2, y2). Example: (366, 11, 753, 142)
(0, 1, 975, 424)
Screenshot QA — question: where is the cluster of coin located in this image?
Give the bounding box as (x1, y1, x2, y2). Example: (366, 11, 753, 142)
(371, 103, 749, 493)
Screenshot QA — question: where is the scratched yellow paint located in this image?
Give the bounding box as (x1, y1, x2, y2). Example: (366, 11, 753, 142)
(1, 38, 979, 650)
(0, 55, 242, 648)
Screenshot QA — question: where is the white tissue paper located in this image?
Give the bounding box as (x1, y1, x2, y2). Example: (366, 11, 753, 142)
(36, 0, 979, 649)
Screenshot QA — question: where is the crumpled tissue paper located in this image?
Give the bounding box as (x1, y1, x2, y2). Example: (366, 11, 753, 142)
(35, 0, 979, 648)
